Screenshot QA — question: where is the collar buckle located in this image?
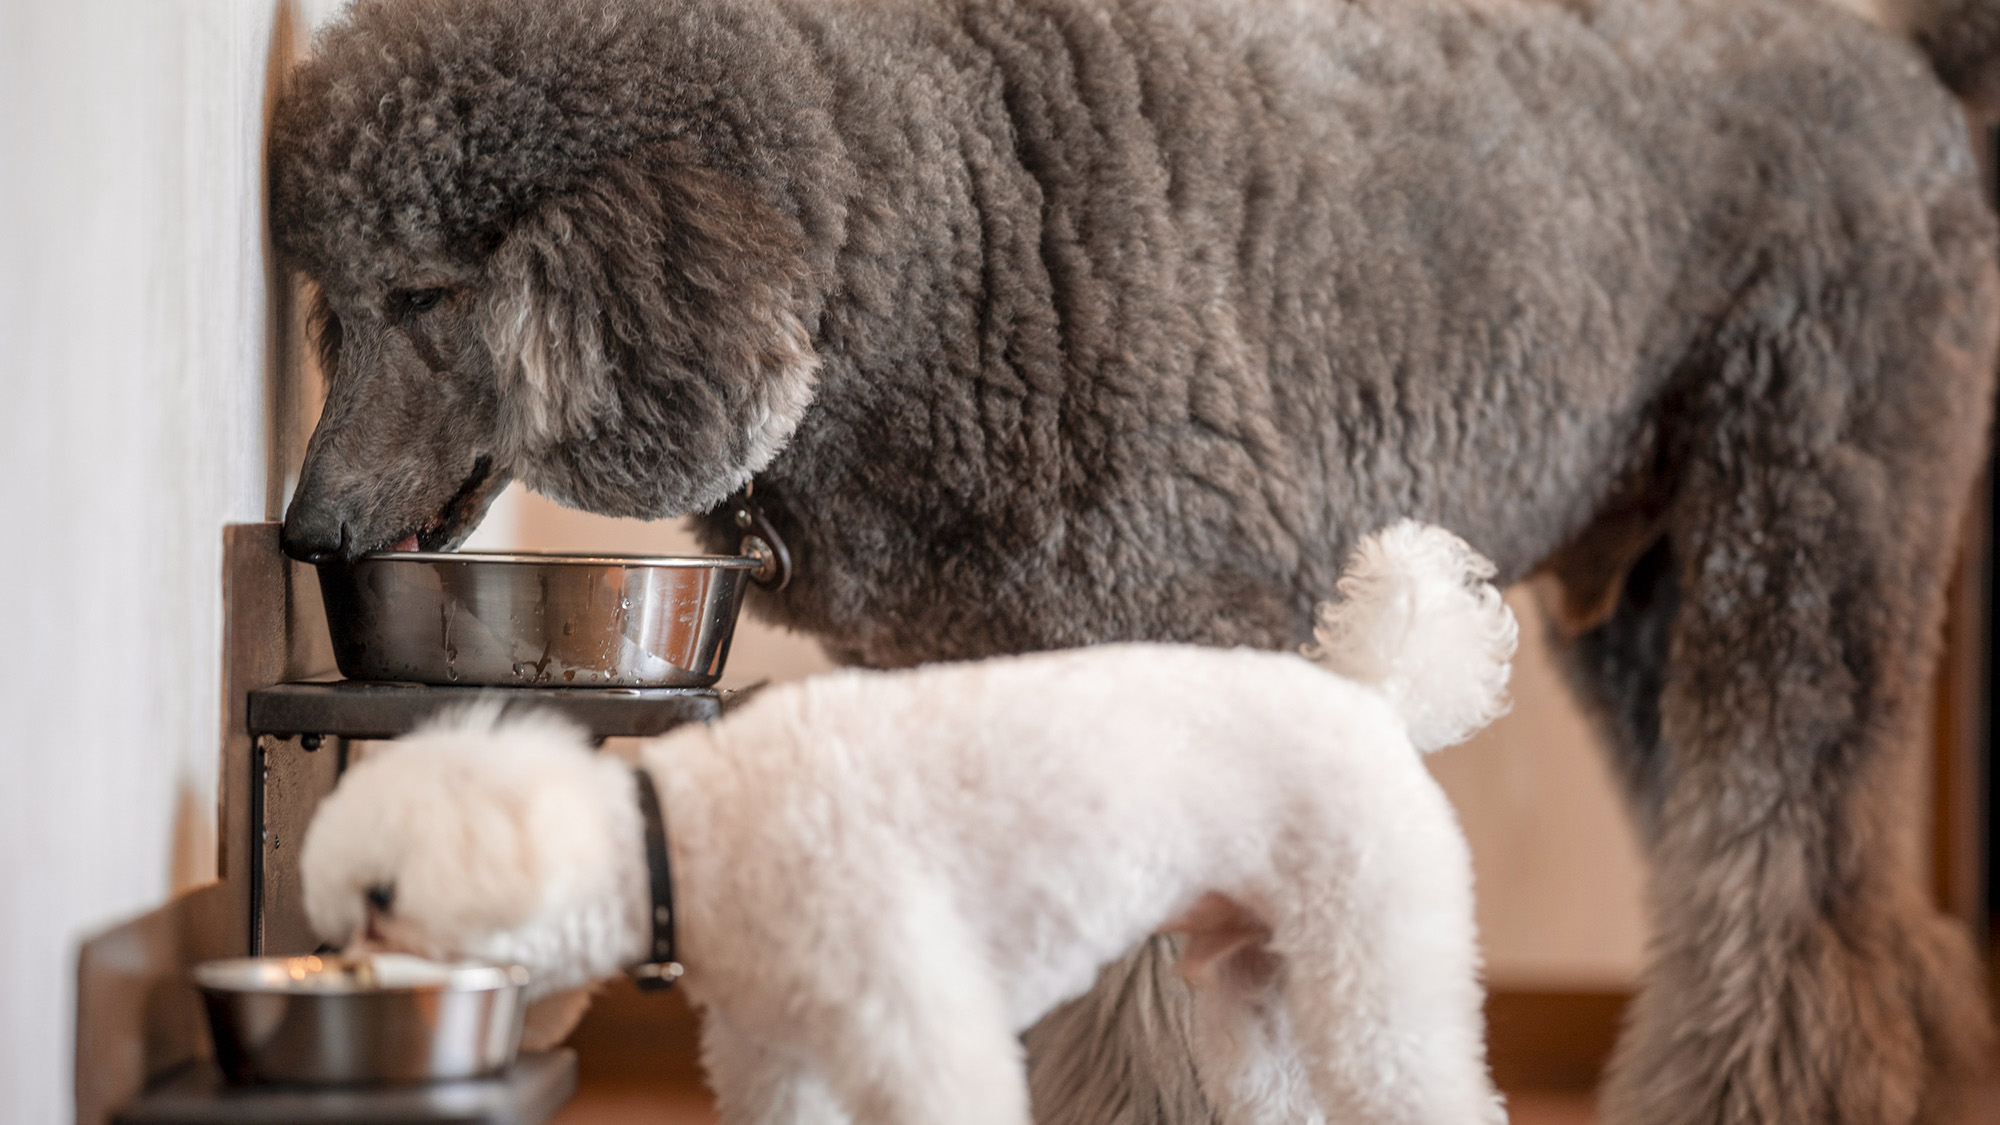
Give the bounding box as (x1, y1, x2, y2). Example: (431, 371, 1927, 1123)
(626, 960, 684, 992)
(728, 484, 792, 592)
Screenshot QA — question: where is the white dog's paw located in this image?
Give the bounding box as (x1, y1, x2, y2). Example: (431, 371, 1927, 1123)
(521, 986, 599, 1050)
(300, 704, 648, 997)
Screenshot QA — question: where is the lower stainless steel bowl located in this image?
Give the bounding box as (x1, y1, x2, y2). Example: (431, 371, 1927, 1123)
(195, 955, 530, 1085)
(317, 551, 759, 687)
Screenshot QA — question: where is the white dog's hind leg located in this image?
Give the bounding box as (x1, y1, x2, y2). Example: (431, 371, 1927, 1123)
(700, 1012, 850, 1125)
(1280, 920, 1500, 1125)
(1275, 833, 1502, 1124)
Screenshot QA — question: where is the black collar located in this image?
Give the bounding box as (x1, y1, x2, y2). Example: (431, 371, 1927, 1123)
(626, 767, 683, 991)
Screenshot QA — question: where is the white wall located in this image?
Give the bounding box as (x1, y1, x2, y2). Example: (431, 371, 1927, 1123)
(0, 4, 338, 1122)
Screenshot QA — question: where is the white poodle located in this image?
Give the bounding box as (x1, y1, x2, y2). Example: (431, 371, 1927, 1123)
(300, 521, 1517, 1125)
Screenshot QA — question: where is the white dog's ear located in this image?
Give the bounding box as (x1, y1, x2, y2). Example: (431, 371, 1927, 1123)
(479, 153, 820, 517)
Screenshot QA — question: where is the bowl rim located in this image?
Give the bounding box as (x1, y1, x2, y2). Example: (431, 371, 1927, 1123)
(343, 550, 762, 569)
(193, 955, 531, 995)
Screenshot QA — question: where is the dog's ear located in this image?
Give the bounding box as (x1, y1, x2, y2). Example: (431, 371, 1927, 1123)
(480, 154, 820, 517)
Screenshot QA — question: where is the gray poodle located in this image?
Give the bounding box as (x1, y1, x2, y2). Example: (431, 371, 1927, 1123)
(270, 0, 2000, 1120)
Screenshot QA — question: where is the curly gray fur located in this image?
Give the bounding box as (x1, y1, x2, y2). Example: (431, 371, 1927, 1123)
(1906, 0, 2000, 111)
(271, 0, 2000, 1119)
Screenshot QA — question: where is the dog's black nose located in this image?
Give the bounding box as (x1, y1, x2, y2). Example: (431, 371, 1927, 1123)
(281, 508, 347, 564)
(365, 883, 395, 914)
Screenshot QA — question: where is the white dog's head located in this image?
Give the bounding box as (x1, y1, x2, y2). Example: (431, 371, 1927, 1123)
(300, 706, 647, 998)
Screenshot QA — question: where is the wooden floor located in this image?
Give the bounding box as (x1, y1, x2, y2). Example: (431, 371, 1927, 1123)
(554, 1074, 2000, 1125)
(557, 1085, 2000, 1125)
(549, 979, 2000, 1125)
(554, 1084, 716, 1125)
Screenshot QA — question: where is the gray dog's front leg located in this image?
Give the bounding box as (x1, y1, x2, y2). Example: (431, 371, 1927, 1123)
(1024, 936, 1215, 1125)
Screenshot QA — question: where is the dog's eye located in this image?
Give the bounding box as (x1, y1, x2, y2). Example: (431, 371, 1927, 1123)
(365, 882, 396, 915)
(391, 288, 450, 323)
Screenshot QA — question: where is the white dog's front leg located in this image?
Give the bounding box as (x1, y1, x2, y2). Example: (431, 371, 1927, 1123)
(521, 987, 596, 1052)
(701, 1011, 851, 1125)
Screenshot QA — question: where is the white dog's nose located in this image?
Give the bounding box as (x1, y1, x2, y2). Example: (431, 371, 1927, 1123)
(347, 905, 394, 953)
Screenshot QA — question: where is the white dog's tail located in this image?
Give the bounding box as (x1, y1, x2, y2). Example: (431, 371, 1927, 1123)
(1307, 520, 1519, 753)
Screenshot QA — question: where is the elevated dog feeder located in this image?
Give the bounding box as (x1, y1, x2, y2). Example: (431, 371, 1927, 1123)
(248, 680, 722, 743)
(245, 679, 723, 956)
(193, 678, 722, 1125)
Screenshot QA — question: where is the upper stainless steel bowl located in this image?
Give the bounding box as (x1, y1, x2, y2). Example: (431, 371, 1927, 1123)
(316, 551, 759, 687)
(196, 955, 530, 1085)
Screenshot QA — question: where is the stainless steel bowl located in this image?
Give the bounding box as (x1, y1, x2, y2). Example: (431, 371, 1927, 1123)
(316, 551, 759, 687)
(195, 955, 531, 1085)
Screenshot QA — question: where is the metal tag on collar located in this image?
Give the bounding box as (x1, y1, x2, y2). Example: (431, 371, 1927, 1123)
(627, 960, 684, 991)
(729, 483, 792, 592)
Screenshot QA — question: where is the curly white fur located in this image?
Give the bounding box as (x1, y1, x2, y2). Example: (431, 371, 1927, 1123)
(1306, 520, 1519, 753)
(301, 523, 1515, 1125)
